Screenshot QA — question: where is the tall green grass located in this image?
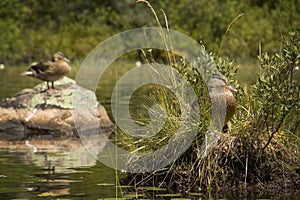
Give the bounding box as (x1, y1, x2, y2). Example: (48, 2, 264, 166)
(118, 1, 300, 192)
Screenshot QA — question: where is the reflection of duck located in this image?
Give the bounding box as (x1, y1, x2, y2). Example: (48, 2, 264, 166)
(25, 140, 37, 153)
(22, 52, 70, 89)
(208, 73, 237, 132)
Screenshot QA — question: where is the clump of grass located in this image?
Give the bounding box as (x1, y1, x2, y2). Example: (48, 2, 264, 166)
(118, 0, 300, 193)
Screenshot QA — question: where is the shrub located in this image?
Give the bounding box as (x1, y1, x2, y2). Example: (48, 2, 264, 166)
(119, 3, 300, 190)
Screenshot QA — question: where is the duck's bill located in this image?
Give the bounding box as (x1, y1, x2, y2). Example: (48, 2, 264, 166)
(225, 84, 237, 92)
(64, 58, 70, 63)
(21, 71, 33, 76)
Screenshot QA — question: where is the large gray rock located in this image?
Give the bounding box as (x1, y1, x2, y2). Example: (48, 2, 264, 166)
(0, 77, 114, 140)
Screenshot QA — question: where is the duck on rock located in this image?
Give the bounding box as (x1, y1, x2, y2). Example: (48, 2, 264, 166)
(22, 52, 71, 90)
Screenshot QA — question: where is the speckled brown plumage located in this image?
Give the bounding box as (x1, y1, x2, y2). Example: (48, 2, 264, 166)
(22, 52, 71, 89)
(208, 73, 237, 132)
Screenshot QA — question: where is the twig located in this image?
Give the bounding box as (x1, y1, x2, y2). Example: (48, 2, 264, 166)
(262, 103, 297, 150)
(245, 153, 248, 188)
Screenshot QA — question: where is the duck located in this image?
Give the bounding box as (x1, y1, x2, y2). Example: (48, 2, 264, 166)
(208, 73, 237, 132)
(22, 52, 71, 89)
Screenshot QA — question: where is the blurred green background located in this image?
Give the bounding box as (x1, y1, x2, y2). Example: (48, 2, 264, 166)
(0, 0, 299, 84)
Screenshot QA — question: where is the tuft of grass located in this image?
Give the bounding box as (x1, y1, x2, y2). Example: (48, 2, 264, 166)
(118, 0, 300, 194)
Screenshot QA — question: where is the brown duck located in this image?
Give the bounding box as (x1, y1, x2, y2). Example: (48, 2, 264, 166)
(22, 52, 71, 89)
(208, 73, 237, 132)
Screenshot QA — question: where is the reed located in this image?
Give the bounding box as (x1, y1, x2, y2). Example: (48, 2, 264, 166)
(118, 1, 300, 193)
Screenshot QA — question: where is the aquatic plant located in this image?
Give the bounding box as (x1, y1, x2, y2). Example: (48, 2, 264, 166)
(118, 1, 300, 193)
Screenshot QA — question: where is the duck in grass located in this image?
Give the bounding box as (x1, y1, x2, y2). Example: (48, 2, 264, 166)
(22, 52, 71, 90)
(208, 73, 237, 132)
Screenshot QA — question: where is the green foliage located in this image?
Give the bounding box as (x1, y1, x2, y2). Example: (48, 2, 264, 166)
(0, 0, 299, 65)
(121, 28, 300, 191)
(115, 1, 299, 191)
(252, 30, 300, 149)
(1, 0, 299, 192)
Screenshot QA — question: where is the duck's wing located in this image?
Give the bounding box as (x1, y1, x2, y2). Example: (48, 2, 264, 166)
(29, 60, 55, 75)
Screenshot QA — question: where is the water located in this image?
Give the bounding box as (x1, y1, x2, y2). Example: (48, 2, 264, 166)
(0, 65, 123, 199)
(0, 66, 299, 199)
(0, 140, 118, 199)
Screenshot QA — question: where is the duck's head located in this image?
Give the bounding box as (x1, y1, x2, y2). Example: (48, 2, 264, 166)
(52, 52, 70, 63)
(209, 73, 237, 93)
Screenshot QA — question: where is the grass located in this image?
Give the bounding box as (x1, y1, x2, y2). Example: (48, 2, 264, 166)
(1, 1, 298, 195)
(116, 1, 300, 193)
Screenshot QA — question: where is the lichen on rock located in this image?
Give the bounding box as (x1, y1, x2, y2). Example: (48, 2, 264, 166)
(0, 77, 114, 140)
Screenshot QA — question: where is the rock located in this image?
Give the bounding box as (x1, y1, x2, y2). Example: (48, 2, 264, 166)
(0, 77, 114, 140)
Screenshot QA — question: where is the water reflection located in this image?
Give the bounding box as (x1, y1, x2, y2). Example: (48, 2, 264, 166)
(1, 65, 300, 199)
(1, 139, 98, 171)
(0, 138, 118, 199)
(0, 65, 121, 199)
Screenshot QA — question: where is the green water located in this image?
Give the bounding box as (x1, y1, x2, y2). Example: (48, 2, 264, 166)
(0, 146, 118, 199)
(0, 65, 122, 199)
(0, 65, 299, 199)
